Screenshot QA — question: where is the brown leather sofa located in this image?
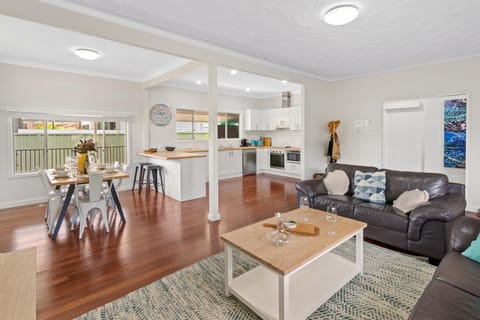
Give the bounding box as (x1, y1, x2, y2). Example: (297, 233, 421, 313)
(296, 163, 466, 261)
(409, 216, 480, 320)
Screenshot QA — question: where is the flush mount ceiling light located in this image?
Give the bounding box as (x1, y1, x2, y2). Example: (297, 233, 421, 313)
(245, 88, 251, 92)
(324, 5, 359, 26)
(74, 48, 101, 60)
(196, 80, 202, 85)
(281, 80, 288, 84)
(230, 69, 238, 75)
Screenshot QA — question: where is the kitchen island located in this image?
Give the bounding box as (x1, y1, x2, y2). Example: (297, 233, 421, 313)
(138, 150, 207, 201)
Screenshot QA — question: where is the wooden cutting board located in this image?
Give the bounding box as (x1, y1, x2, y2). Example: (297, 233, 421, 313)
(263, 222, 320, 236)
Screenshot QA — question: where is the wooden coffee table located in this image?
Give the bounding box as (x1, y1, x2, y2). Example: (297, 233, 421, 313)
(221, 208, 367, 320)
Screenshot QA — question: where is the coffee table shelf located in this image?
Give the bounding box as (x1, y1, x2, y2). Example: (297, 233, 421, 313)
(229, 251, 361, 320)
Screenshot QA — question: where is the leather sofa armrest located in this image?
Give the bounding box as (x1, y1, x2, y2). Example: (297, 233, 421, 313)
(408, 194, 466, 241)
(448, 182, 465, 196)
(296, 178, 328, 207)
(448, 216, 480, 252)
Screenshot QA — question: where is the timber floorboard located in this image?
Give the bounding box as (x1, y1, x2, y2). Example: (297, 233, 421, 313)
(0, 173, 299, 320)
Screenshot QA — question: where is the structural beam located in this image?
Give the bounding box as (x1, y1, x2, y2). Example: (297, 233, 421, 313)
(143, 60, 203, 89)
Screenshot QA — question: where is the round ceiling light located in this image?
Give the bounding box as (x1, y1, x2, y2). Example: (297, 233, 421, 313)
(74, 48, 101, 60)
(324, 5, 359, 26)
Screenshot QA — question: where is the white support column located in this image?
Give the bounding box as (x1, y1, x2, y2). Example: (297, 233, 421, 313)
(207, 63, 221, 221)
(143, 89, 150, 149)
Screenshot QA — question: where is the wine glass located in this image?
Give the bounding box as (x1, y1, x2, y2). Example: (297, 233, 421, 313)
(299, 196, 310, 222)
(326, 205, 338, 236)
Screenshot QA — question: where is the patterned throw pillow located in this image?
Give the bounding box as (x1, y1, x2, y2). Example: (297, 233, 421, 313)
(353, 170, 386, 204)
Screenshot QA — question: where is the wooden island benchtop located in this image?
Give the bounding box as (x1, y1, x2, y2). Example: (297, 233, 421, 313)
(137, 150, 207, 160)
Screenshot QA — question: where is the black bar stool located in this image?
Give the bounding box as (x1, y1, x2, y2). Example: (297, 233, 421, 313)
(132, 162, 152, 192)
(145, 165, 165, 194)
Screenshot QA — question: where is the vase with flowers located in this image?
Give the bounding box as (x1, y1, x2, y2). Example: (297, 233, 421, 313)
(74, 139, 96, 174)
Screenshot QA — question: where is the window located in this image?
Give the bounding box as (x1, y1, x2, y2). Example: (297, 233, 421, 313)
(175, 109, 209, 140)
(12, 117, 128, 174)
(217, 113, 240, 139)
(175, 108, 239, 140)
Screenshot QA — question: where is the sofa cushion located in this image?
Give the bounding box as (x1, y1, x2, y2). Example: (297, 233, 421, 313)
(354, 202, 408, 233)
(313, 195, 361, 218)
(353, 170, 386, 204)
(462, 232, 480, 263)
(393, 189, 429, 213)
(385, 169, 449, 202)
(408, 279, 480, 320)
(323, 170, 349, 195)
(326, 163, 378, 195)
(434, 251, 480, 297)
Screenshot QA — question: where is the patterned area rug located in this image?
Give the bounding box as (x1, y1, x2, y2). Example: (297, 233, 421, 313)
(77, 240, 435, 319)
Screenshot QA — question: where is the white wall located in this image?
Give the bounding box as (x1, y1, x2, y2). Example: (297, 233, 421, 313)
(145, 85, 258, 151)
(0, 63, 143, 208)
(382, 95, 466, 184)
(327, 56, 480, 211)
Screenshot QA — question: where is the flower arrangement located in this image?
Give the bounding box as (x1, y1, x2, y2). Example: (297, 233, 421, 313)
(74, 139, 96, 154)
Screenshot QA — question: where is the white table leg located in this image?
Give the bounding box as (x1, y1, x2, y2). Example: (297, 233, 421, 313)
(356, 229, 364, 275)
(224, 244, 233, 297)
(278, 274, 290, 320)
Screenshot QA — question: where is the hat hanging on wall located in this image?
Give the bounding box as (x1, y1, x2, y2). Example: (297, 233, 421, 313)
(149, 104, 172, 126)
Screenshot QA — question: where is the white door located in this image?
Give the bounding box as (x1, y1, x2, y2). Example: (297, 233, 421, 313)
(383, 103, 425, 171)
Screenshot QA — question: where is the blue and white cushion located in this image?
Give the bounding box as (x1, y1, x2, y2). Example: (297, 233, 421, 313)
(353, 170, 386, 204)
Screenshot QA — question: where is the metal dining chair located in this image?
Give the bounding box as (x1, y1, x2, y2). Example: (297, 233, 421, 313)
(38, 169, 66, 234)
(77, 171, 109, 239)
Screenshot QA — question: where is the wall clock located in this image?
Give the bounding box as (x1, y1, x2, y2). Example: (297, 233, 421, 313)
(149, 104, 172, 126)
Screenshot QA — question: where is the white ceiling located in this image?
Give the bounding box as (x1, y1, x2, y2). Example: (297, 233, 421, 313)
(43, 0, 480, 80)
(0, 14, 299, 98)
(0, 15, 190, 82)
(164, 66, 301, 98)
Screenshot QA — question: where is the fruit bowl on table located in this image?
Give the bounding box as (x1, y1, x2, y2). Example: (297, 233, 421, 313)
(165, 146, 176, 151)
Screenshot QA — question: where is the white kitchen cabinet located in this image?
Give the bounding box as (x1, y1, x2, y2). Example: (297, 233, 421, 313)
(245, 107, 302, 131)
(285, 161, 302, 175)
(262, 109, 275, 130)
(256, 148, 270, 172)
(219, 150, 242, 178)
(289, 107, 302, 130)
(245, 109, 263, 131)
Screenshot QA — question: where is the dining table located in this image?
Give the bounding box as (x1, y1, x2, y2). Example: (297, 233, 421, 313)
(46, 169, 129, 240)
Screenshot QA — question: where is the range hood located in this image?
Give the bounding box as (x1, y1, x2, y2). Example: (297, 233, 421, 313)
(282, 91, 291, 108)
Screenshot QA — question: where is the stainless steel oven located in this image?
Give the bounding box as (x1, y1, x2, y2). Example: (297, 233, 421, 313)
(270, 149, 285, 169)
(286, 150, 300, 163)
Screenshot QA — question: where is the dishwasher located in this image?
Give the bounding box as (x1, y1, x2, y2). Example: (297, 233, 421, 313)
(242, 149, 257, 175)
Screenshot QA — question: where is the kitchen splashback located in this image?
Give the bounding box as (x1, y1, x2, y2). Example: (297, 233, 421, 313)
(244, 131, 301, 147)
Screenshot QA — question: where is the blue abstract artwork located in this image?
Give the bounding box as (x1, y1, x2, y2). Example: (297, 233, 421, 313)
(444, 99, 467, 168)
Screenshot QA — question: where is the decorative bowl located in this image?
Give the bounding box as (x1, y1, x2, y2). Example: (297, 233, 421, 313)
(266, 230, 293, 246)
(165, 146, 176, 151)
(283, 220, 297, 229)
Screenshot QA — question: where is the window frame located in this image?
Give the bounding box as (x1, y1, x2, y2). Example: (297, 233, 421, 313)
(175, 108, 240, 141)
(217, 112, 240, 139)
(6, 109, 132, 177)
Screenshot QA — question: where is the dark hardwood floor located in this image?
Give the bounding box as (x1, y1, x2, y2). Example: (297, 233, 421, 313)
(0, 174, 299, 320)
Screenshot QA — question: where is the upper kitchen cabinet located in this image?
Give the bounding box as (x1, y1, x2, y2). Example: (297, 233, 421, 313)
(244, 107, 302, 131)
(244, 109, 263, 131)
